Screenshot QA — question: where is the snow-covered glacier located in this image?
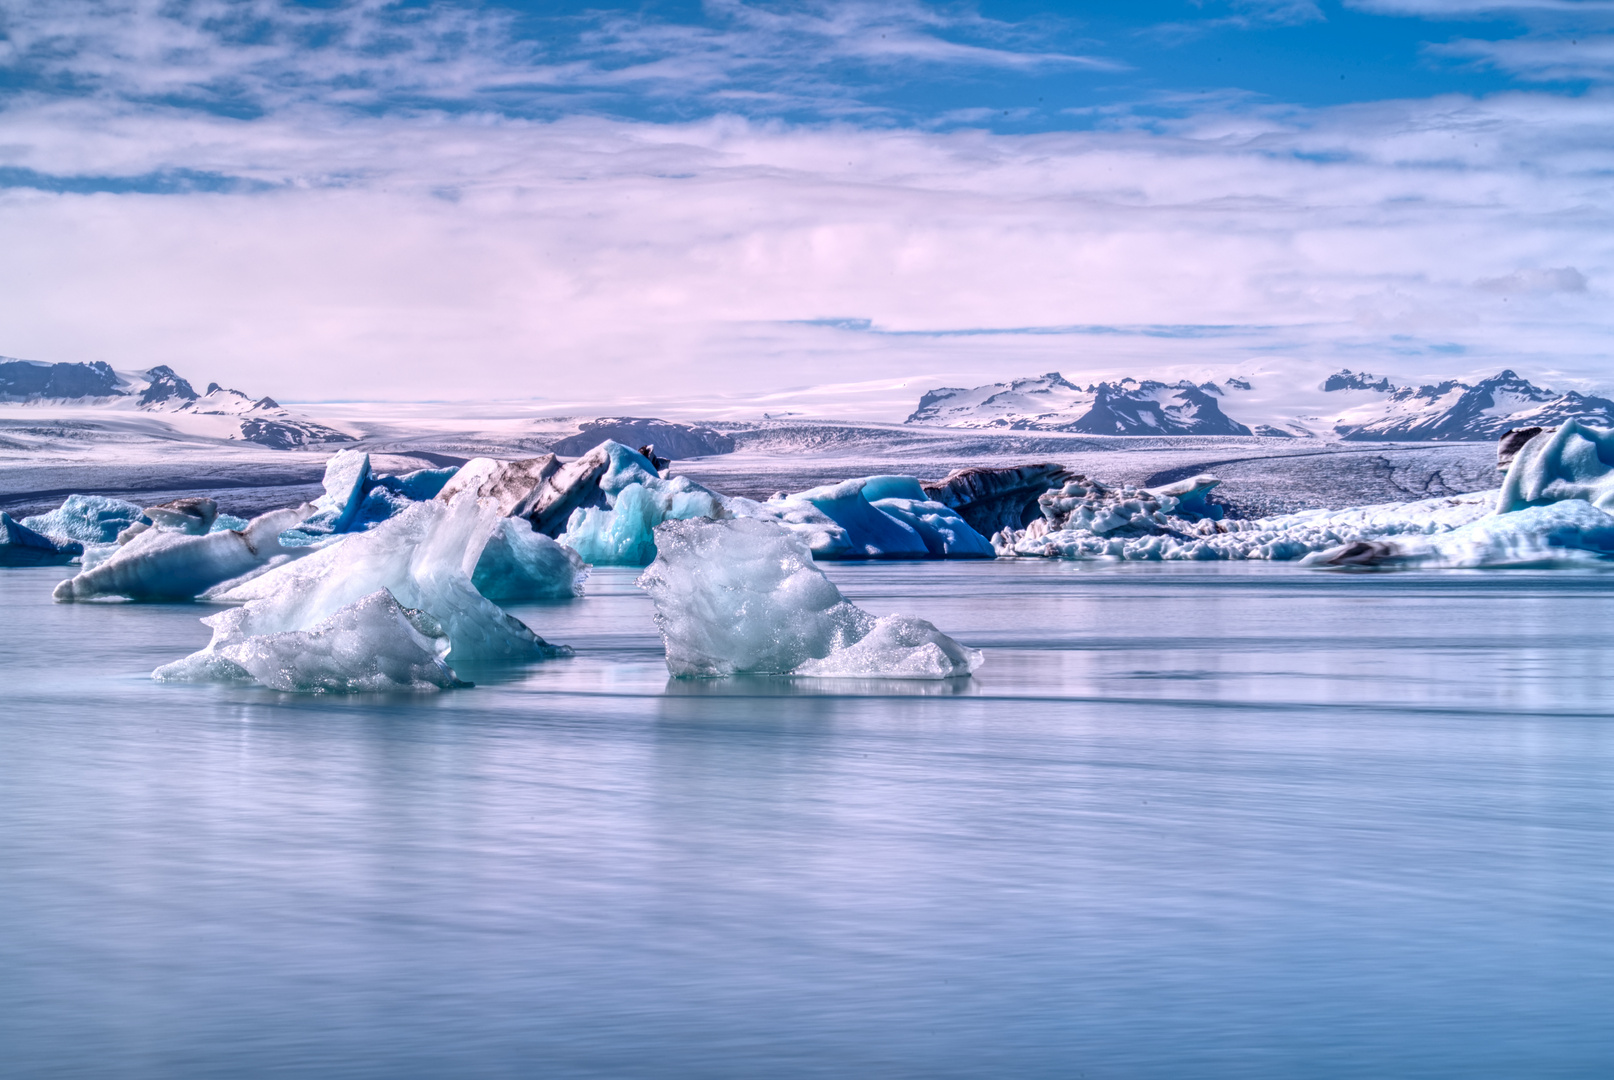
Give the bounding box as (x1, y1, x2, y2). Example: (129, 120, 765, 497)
(637, 518, 982, 679)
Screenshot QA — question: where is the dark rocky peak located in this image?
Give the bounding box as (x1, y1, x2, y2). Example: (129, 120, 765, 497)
(253, 396, 280, 410)
(1393, 380, 1465, 403)
(0, 359, 123, 401)
(1225, 377, 1253, 391)
(1472, 370, 1554, 401)
(1322, 369, 1397, 393)
(137, 365, 199, 407)
(1199, 381, 1223, 395)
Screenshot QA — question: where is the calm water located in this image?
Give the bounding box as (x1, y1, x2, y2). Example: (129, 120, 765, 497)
(3, 560, 1614, 1078)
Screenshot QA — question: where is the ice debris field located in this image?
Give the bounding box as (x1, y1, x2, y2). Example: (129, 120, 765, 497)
(7, 421, 1614, 692)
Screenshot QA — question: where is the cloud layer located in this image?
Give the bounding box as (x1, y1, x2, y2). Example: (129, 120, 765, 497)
(0, 1, 1610, 416)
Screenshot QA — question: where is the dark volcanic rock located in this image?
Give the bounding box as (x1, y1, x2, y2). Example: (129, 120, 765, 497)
(137, 365, 200, 407)
(0, 359, 123, 401)
(238, 417, 355, 450)
(551, 418, 734, 459)
(921, 463, 1073, 534)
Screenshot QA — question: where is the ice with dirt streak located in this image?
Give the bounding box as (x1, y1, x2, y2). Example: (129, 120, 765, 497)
(637, 517, 981, 679)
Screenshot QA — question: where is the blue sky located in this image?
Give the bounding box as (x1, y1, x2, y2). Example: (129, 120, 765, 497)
(0, 0, 1611, 412)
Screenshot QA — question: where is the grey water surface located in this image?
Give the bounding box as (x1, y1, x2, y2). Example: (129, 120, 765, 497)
(3, 560, 1614, 1078)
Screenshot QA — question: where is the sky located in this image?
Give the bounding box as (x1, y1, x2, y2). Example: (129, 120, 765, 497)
(0, 0, 1611, 415)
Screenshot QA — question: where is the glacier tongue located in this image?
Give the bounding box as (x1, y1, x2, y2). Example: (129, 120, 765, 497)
(636, 518, 981, 679)
(153, 588, 468, 693)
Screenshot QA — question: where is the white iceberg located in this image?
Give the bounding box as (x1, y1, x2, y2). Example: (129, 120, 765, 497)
(53, 505, 316, 602)
(22, 494, 146, 545)
(204, 496, 568, 662)
(306, 449, 370, 533)
(153, 589, 467, 693)
(1305, 498, 1614, 569)
(636, 518, 981, 679)
(1498, 420, 1614, 514)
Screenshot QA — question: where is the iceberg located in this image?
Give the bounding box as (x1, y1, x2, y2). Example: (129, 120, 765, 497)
(551, 445, 994, 565)
(307, 449, 370, 533)
(52, 505, 316, 602)
(373, 466, 459, 502)
(1306, 499, 1614, 569)
(22, 494, 146, 545)
(204, 496, 568, 662)
(116, 496, 220, 544)
(0, 511, 82, 566)
(1497, 420, 1614, 514)
(996, 472, 1499, 563)
(472, 518, 589, 601)
(920, 464, 1073, 534)
(555, 442, 727, 565)
(438, 456, 559, 518)
(153, 589, 468, 693)
(637, 518, 982, 679)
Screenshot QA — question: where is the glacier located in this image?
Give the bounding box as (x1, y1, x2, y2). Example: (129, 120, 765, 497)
(636, 518, 982, 679)
(153, 589, 468, 693)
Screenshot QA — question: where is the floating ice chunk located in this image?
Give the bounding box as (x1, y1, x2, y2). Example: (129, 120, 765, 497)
(920, 464, 1072, 534)
(1306, 499, 1614, 569)
(637, 518, 981, 679)
(0, 511, 82, 566)
(472, 518, 588, 601)
(776, 477, 930, 559)
(438, 456, 558, 517)
(153, 589, 467, 693)
(308, 449, 370, 532)
(22, 494, 145, 545)
(52, 505, 316, 602)
(206, 497, 568, 662)
(117, 496, 220, 544)
(561, 477, 727, 566)
(999, 488, 1499, 562)
(1498, 420, 1614, 514)
(527, 444, 616, 535)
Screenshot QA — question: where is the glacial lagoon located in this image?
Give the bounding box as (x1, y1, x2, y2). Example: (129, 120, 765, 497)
(4, 559, 1614, 1078)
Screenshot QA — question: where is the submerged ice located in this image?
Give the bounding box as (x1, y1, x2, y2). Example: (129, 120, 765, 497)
(637, 518, 982, 679)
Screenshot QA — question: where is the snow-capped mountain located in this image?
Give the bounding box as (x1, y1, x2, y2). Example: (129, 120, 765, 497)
(1329, 369, 1614, 441)
(906, 372, 1253, 436)
(0, 358, 352, 449)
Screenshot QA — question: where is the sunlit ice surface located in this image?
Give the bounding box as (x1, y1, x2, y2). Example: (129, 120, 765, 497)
(3, 561, 1614, 1078)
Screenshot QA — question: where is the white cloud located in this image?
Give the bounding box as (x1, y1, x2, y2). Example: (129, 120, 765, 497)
(0, 3, 1611, 416)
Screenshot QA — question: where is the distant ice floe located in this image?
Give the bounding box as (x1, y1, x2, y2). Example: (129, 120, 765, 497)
(637, 518, 981, 679)
(556, 442, 994, 565)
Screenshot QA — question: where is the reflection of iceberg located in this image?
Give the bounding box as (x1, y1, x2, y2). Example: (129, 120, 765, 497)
(203, 497, 568, 662)
(154, 589, 468, 693)
(637, 518, 981, 678)
(53, 506, 315, 601)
